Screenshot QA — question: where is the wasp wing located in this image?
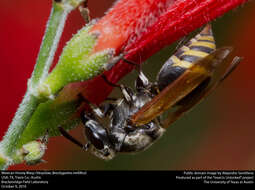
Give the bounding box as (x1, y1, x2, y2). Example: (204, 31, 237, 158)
(162, 55, 242, 128)
(131, 47, 238, 127)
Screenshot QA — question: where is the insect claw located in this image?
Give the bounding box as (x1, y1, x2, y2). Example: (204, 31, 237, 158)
(79, 0, 90, 23)
(104, 53, 124, 71)
(83, 143, 90, 151)
(41, 129, 49, 145)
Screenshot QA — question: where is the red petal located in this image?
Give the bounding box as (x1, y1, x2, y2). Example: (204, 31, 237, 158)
(82, 0, 248, 104)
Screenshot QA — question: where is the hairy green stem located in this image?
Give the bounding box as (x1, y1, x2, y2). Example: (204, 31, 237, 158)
(0, 0, 84, 170)
(30, 2, 72, 88)
(0, 93, 39, 157)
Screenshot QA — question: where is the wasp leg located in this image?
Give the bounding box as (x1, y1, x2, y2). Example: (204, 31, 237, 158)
(58, 126, 89, 150)
(101, 97, 118, 115)
(100, 103, 116, 117)
(174, 36, 191, 55)
(101, 74, 134, 103)
(105, 97, 118, 102)
(104, 57, 151, 97)
(41, 129, 49, 145)
(173, 24, 212, 56)
(78, 93, 105, 118)
(122, 58, 138, 67)
(122, 58, 150, 88)
(135, 68, 151, 92)
(79, 0, 90, 23)
(104, 53, 124, 71)
(115, 133, 127, 152)
(101, 74, 119, 88)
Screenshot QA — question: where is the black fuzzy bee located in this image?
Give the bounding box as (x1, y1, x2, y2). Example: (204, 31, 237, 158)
(59, 24, 242, 160)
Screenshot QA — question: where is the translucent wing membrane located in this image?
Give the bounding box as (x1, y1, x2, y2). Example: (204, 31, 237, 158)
(131, 47, 240, 127)
(162, 56, 242, 128)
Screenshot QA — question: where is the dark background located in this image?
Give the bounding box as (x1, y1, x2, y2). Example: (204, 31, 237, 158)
(0, 0, 254, 170)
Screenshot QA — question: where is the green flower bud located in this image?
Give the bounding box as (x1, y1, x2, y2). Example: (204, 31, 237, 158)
(15, 141, 47, 165)
(36, 23, 115, 99)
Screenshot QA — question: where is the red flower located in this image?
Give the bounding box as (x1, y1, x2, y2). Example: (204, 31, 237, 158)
(81, 0, 248, 104)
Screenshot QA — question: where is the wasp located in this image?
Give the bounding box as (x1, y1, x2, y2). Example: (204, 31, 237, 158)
(59, 24, 242, 160)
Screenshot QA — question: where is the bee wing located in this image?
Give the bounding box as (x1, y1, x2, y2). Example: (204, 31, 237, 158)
(131, 47, 239, 127)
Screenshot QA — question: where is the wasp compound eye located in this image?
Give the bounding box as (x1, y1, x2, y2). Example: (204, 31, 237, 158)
(85, 126, 104, 150)
(84, 120, 110, 150)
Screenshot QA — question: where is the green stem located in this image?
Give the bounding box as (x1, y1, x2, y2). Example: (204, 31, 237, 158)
(30, 2, 72, 88)
(0, 0, 84, 170)
(0, 92, 39, 157)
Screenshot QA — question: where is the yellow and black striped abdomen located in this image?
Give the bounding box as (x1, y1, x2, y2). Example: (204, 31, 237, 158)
(156, 24, 216, 91)
(175, 24, 216, 67)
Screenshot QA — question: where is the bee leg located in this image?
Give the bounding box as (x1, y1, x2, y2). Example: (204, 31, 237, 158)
(101, 74, 134, 103)
(58, 126, 89, 150)
(79, 1, 90, 23)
